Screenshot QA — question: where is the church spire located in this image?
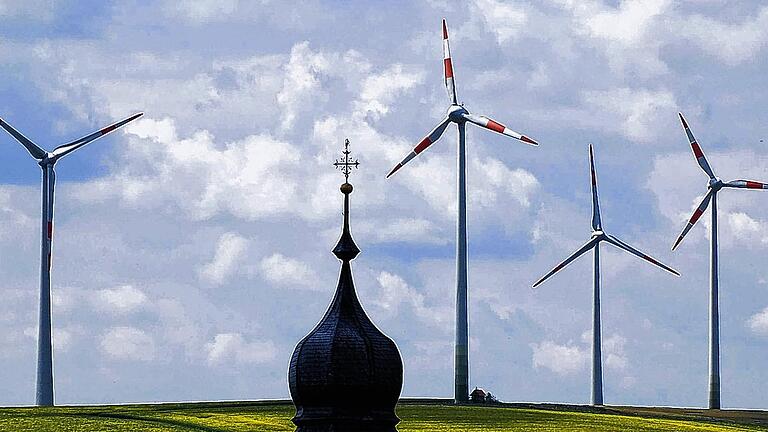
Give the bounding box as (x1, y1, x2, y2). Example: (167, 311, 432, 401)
(288, 138, 403, 432)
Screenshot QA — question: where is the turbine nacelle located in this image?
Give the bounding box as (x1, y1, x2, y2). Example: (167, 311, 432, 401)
(37, 154, 56, 167)
(37, 151, 84, 167)
(447, 104, 469, 122)
(708, 177, 723, 190)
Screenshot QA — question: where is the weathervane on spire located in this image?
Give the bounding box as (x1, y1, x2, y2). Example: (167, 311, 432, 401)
(333, 138, 359, 183)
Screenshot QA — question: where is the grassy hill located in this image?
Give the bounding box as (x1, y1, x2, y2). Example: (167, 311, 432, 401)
(1, 400, 767, 431)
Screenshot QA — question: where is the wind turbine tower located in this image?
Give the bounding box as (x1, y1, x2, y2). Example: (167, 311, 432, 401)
(387, 19, 538, 403)
(671, 113, 768, 409)
(0, 112, 143, 406)
(533, 144, 679, 405)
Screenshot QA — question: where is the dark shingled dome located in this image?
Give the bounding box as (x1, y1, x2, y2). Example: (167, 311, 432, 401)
(288, 182, 403, 432)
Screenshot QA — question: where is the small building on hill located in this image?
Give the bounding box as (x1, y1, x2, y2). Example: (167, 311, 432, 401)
(470, 387, 487, 403)
(470, 387, 498, 404)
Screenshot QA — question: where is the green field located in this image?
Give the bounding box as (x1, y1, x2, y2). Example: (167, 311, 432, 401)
(1, 400, 767, 431)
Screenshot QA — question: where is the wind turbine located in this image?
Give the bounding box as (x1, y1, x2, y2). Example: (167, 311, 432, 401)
(533, 144, 679, 406)
(0, 112, 143, 406)
(386, 19, 538, 403)
(671, 113, 768, 410)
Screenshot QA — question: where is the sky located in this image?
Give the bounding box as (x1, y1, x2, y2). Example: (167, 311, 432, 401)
(0, 0, 767, 408)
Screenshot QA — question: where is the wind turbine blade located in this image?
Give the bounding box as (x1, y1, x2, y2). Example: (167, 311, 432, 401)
(606, 234, 680, 276)
(442, 19, 458, 104)
(532, 238, 598, 288)
(386, 117, 451, 178)
(589, 144, 601, 231)
(0, 118, 46, 159)
(672, 189, 713, 250)
(51, 112, 143, 159)
(678, 112, 715, 179)
(724, 179, 768, 189)
(462, 112, 539, 145)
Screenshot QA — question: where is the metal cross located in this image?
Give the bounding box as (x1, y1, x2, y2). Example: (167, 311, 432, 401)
(333, 138, 359, 182)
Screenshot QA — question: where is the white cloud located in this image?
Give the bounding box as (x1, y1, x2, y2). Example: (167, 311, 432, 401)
(558, 0, 671, 76)
(152, 299, 204, 358)
(748, 307, 768, 336)
(277, 42, 333, 131)
(167, 0, 240, 23)
(583, 0, 669, 44)
(0, 0, 57, 20)
(472, 0, 528, 44)
(356, 64, 424, 120)
(125, 116, 177, 143)
(620, 375, 637, 389)
(51, 287, 77, 314)
(558, 0, 768, 72)
(200, 232, 249, 284)
(100, 327, 155, 361)
(81, 117, 303, 221)
(397, 152, 456, 218)
(582, 88, 677, 142)
(0, 188, 35, 235)
(729, 212, 768, 244)
(680, 6, 768, 65)
(375, 271, 419, 314)
(363, 218, 448, 245)
(94, 285, 147, 314)
(603, 334, 628, 371)
(473, 158, 539, 208)
(532, 333, 628, 377)
(205, 333, 276, 365)
(374, 271, 451, 326)
(531, 340, 589, 375)
(54, 328, 73, 352)
(259, 253, 316, 287)
(527, 62, 551, 89)
(276, 42, 371, 131)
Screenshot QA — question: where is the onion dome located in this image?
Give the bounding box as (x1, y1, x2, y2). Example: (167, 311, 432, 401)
(288, 139, 403, 432)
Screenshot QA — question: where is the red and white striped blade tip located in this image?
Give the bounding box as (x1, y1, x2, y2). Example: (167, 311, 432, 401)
(101, 112, 145, 135)
(386, 163, 403, 178)
(671, 235, 684, 251)
(723, 180, 768, 189)
(442, 19, 448, 39)
(520, 135, 539, 145)
(678, 112, 689, 128)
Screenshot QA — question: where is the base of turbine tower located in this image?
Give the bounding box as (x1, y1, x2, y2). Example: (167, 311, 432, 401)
(708, 393, 720, 409)
(708, 375, 720, 409)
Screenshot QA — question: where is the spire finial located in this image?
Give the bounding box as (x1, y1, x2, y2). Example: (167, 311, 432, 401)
(332, 139, 360, 261)
(334, 138, 359, 184)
